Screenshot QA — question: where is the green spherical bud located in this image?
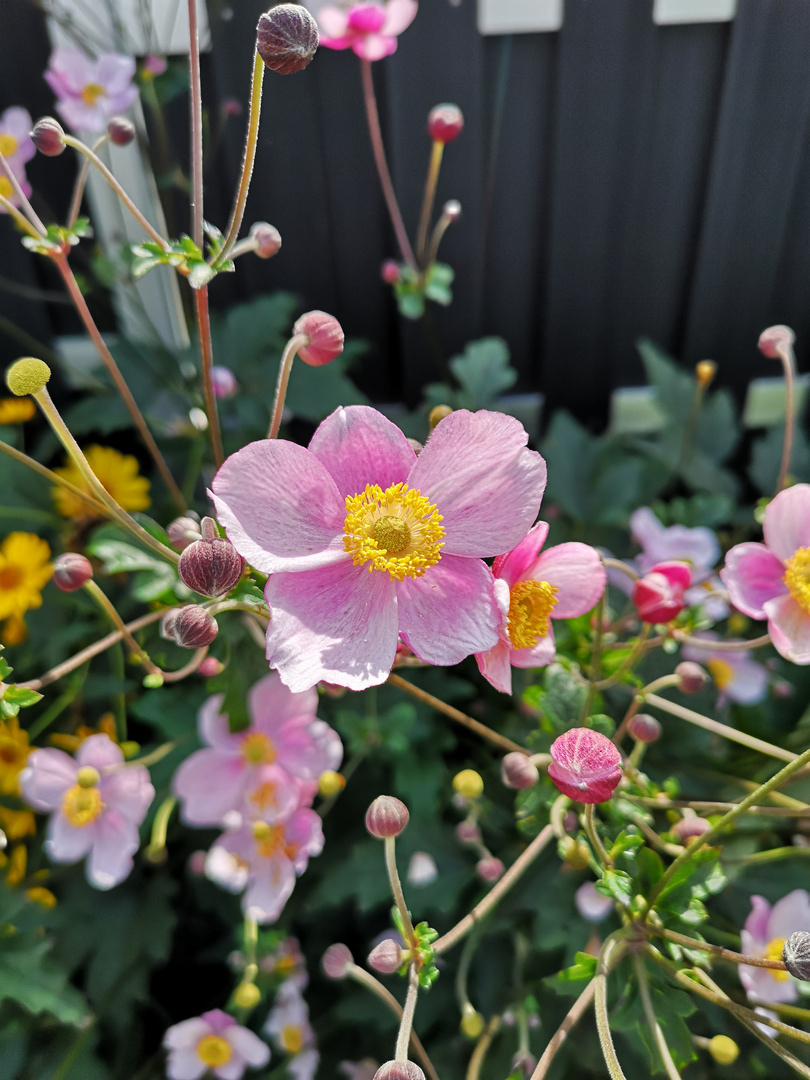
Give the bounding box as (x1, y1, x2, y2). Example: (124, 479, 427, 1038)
(6, 357, 50, 397)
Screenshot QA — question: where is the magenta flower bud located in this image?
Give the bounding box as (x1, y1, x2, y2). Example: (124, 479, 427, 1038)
(31, 116, 65, 156)
(107, 116, 135, 146)
(632, 561, 691, 623)
(365, 795, 409, 839)
(368, 939, 404, 974)
(675, 661, 707, 694)
(627, 713, 661, 744)
(211, 365, 238, 399)
(167, 513, 202, 552)
(172, 605, 218, 649)
(456, 820, 481, 845)
(548, 728, 623, 804)
(143, 54, 167, 77)
(381, 259, 401, 284)
(197, 656, 224, 678)
(671, 816, 711, 843)
(53, 552, 93, 592)
(178, 520, 245, 598)
(373, 1063, 426, 1080)
(250, 221, 282, 259)
(293, 310, 345, 367)
(758, 324, 795, 359)
(428, 103, 464, 144)
(322, 943, 353, 979)
(476, 857, 505, 883)
(257, 3, 319, 75)
(501, 752, 539, 789)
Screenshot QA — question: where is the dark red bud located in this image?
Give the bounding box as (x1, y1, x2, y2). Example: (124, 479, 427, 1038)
(322, 943, 353, 979)
(293, 310, 344, 367)
(257, 4, 319, 75)
(107, 116, 135, 146)
(178, 519, 245, 598)
(172, 605, 218, 649)
(675, 661, 707, 694)
(427, 103, 464, 143)
(53, 553, 93, 592)
(250, 221, 282, 258)
(627, 713, 662, 744)
(365, 795, 409, 839)
(31, 117, 65, 156)
(501, 752, 539, 789)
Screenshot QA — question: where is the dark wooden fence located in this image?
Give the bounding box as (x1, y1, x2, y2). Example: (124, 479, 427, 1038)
(3, 0, 810, 424)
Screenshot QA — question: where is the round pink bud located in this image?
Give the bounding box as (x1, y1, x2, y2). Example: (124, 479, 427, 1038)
(627, 713, 662, 744)
(53, 552, 93, 592)
(428, 103, 464, 144)
(501, 752, 539, 790)
(476, 857, 505, 883)
(188, 850, 208, 875)
(167, 513, 202, 552)
(31, 117, 65, 157)
(511, 1052, 537, 1077)
(442, 199, 462, 222)
(322, 943, 353, 979)
(143, 54, 167, 77)
(671, 816, 711, 843)
(365, 795, 409, 839)
(758, 324, 795, 359)
(456, 821, 482, 846)
(222, 97, 242, 118)
(197, 656, 224, 678)
(675, 661, 707, 694)
(250, 221, 282, 259)
(381, 260, 401, 284)
(632, 561, 691, 624)
(257, 4, 319, 75)
(172, 605, 218, 649)
(178, 519, 245, 598)
(211, 365, 238, 399)
(368, 939, 404, 974)
(293, 310, 345, 367)
(374, 1063, 425, 1080)
(107, 116, 135, 146)
(548, 728, 623, 804)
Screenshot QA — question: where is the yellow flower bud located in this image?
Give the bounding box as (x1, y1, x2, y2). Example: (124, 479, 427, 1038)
(453, 770, 484, 799)
(709, 1035, 739, 1066)
(233, 982, 261, 1009)
(26, 886, 57, 908)
(460, 1003, 484, 1039)
(6, 357, 51, 397)
(695, 360, 717, 387)
(428, 404, 453, 430)
(318, 770, 346, 797)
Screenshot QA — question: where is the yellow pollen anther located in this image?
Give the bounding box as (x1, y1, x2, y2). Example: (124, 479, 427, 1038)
(343, 483, 444, 581)
(765, 937, 790, 981)
(0, 135, 19, 158)
(707, 658, 734, 691)
(281, 1024, 304, 1054)
(241, 731, 275, 765)
(0, 177, 13, 200)
(81, 83, 106, 105)
(252, 820, 273, 842)
(784, 547, 810, 616)
(507, 580, 559, 650)
(62, 783, 103, 827)
(196, 1034, 232, 1067)
(76, 766, 100, 788)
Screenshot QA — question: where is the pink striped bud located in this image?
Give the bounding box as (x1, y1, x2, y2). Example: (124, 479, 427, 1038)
(758, 324, 795, 359)
(368, 939, 404, 974)
(476, 857, 504, 883)
(374, 1063, 425, 1080)
(671, 817, 711, 843)
(293, 310, 344, 367)
(365, 796, 409, 839)
(548, 728, 622, 804)
(675, 661, 707, 694)
(501, 752, 539, 789)
(632, 561, 691, 624)
(322, 943, 353, 979)
(627, 713, 661, 744)
(53, 553, 92, 592)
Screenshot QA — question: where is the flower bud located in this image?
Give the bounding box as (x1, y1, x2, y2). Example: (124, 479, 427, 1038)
(293, 310, 345, 366)
(107, 116, 135, 146)
(365, 795, 409, 839)
(31, 117, 65, 157)
(575, 880, 613, 922)
(695, 360, 717, 387)
(6, 357, 50, 397)
(675, 661, 707, 694)
(160, 608, 179, 641)
(197, 656, 224, 678)
(460, 1003, 484, 1038)
(428, 404, 453, 430)
(428, 103, 464, 144)
(758, 324, 795, 359)
(456, 821, 481, 846)
(671, 816, 711, 843)
(381, 259, 401, 284)
(501, 752, 539, 789)
(708, 1034, 739, 1066)
(222, 98, 242, 118)
(178, 520, 245, 598)
(53, 552, 92, 592)
(322, 943, 353, 979)
(143, 54, 168, 77)
(368, 939, 405, 974)
(318, 770, 345, 797)
(211, 366, 238, 399)
(442, 199, 462, 222)
(627, 713, 661, 744)
(250, 221, 282, 258)
(632, 561, 691, 624)
(548, 728, 622, 804)
(373, 1062, 425, 1080)
(172, 605, 218, 649)
(511, 1051, 537, 1077)
(257, 3, 319, 75)
(453, 769, 483, 799)
(476, 856, 504, 883)
(167, 513, 202, 552)
(233, 982, 261, 1009)
(783, 931, 810, 980)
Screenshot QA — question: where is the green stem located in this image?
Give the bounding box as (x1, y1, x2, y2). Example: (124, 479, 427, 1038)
(582, 593, 605, 721)
(647, 926, 786, 971)
(67, 133, 107, 228)
(83, 580, 160, 676)
(466, 1016, 501, 1080)
(219, 50, 265, 260)
(0, 193, 43, 239)
(584, 804, 611, 867)
(0, 152, 46, 234)
(415, 140, 444, 269)
(633, 954, 681, 1080)
(0, 438, 106, 515)
(385, 835, 416, 946)
(394, 965, 420, 1063)
(267, 334, 308, 439)
(194, 287, 224, 468)
(594, 934, 629, 1080)
(146, 795, 176, 860)
(530, 977, 597, 1080)
(25, 664, 89, 741)
(109, 640, 127, 741)
(673, 630, 771, 653)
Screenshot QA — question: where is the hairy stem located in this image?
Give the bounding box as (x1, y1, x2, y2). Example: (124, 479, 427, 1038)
(220, 50, 265, 260)
(194, 287, 224, 468)
(531, 978, 596, 1080)
(394, 965, 420, 1063)
(188, 0, 204, 251)
(0, 193, 43, 239)
(633, 954, 681, 1080)
(268, 334, 308, 438)
(0, 438, 106, 515)
(594, 934, 629, 1080)
(67, 133, 107, 228)
(385, 835, 416, 945)
(647, 927, 787, 971)
(673, 630, 771, 652)
(83, 580, 160, 676)
(416, 140, 444, 268)
(0, 151, 46, 234)
(774, 335, 797, 495)
(583, 804, 612, 867)
(466, 1016, 501, 1080)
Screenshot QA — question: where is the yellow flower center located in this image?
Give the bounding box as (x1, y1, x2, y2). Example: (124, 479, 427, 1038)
(281, 1024, 303, 1054)
(0, 738, 24, 768)
(242, 732, 275, 765)
(0, 177, 13, 200)
(62, 783, 103, 827)
(0, 566, 23, 590)
(252, 820, 295, 860)
(707, 658, 734, 690)
(343, 483, 444, 581)
(764, 936, 790, 981)
(784, 547, 810, 615)
(507, 580, 559, 650)
(81, 83, 106, 105)
(0, 135, 18, 158)
(76, 766, 100, 788)
(196, 1034, 232, 1067)
(249, 781, 278, 812)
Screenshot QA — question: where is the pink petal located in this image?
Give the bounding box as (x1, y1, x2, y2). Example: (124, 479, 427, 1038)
(248, 671, 318, 734)
(164, 1017, 211, 1051)
(47, 47, 92, 94)
(0, 108, 34, 164)
(56, 98, 106, 133)
(265, 561, 399, 691)
(244, 763, 301, 822)
(214, 1058, 250, 1080)
(764, 593, 810, 664)
(381, 0, 418, 35)
(744, 895, 772, 943)
(397, 556, 500, 665)
(511, 624, 557, 669)
(273, 717, 343, 779)
(46, 812, 95, 863)
(106, 86, 140, 115)
(475, 639, 513, 695)
(407, 410, 547, 557)
(528, 542, 606, 618)
(347, 4, 387, 33)
(307, 405, 416, 499)
(166, 1049, 207, 1080)
(173, 749, 247, 826)
(95, 52, 136, 95)
(721, 543, 787, 619)
(724, 657, 768, 705)
(493, 521, 549, 588)
(764, 484, 810, 563)
(285, 808, 325, 869)
(76, 733, 124, 770)
(100, 764, 154, 824)
(198, 694, 234, 748)
(768, 889, 810, 941)
(211, 440, 348, 573)
(86, 810, 138, 888)
(20, 749, 75, 811)
(244, 857, 296, 922)
(315, 5, 350, 36)
(318, 34, 353, 49)
(352, 33, 398, 59)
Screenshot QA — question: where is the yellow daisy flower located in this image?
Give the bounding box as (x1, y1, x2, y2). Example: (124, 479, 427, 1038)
(0, 533, 53, 644)
(0, 398, 35, 424)
(52, 445, 151, 519)
(0, 715, 31, 796)
(0, 806, 35, 842)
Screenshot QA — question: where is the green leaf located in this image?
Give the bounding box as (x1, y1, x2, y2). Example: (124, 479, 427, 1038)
(1, 687, 42, 709)
(0, 930, 88, 1025)
(545, 951, 597, 994)
(449, 337, 517, 410)
(597, 869, 634, 907)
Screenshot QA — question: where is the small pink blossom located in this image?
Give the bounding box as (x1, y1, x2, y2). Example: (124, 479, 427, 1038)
(681, 631, 768, 705)
(211, 365, 239, 399)
(45, 48, 139, 133)
(740, 891, 810, 1005)
(164, 1008, 270, 1080)
(720, 484, 810, 664)
(142, 54, 168, 78)
(632, 561, 691, 624)
(548, 728, 622, 804)
(0, 107, 35, 169)
(20, 734, 154, 889)
(264, 982, 317, 1070)
(311, 0, 418, 61)
(476, 521, 606, 695)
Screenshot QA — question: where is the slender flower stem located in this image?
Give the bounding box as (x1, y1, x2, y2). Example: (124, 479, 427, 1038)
(188, 0, 204, 251)
(582, 593, 605, 720)
(387, 673, 530, 756)
(385, 835, 416, 945)
(595, 625, 651, 690)
(83, 580, 160, 675)
(466, 1016, 501, 1080)
(67, 133, 107, 228)
(594, 934, 629, 1080)
(162, 647, 209, 683)
(633, 954, 681, 1080)
(194, 287, 224, 468)
(646, 926, 787, 971)
(531, 978, 597, 1080)
(672, 630, 771, 652)
(583, 804, 611, 867)
(0, 152, 46, 235)
(228, 237, 260, 260)
(0, 439, 106, 515)
(629, 813, 681, 857)
(0, 193, 43, 239)
(625, 794, 810, 817)
(55, 256, 187, 510)
(434, 824, 554, 955)
(268, 334, 308, 438)
(601, 556, 639, 582)
(394, 965, 420, 1063)
(219, 50, 265, 260)
(360, 59, 416, 270)
(416, 140, 444, 268)
(424, 205, 457, 269)
(146, 795, 176, 860)
(126, 740, 181, 770)
(774, 335, 797, 495)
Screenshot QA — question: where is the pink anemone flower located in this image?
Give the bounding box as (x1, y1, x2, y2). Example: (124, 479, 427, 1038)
(0, 154, 32, 213)
(475, 521, 606, 694)
(164, 1008, 270, 1080)
(173, 673, 342, 826)
(20, 734, 154, 889)
(45, 48, 139, 133)
(312, 1, 418, 61)
(721, 484, 810, 664)
(211, 406, 547, 691)
(0, 107, 35, 168)
(740, 890, 810, 1005)
(680, 631, 768, 705)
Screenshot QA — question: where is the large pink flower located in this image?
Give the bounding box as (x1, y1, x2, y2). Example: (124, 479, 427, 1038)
(164, 1009, 270, 1080)
(45, 48, 139, 133)
(20, 734, 154, 889)
(311, 1, 417, 61)
(475, 521, 606, 694)
(740, 891, 810, 1005)
(721, 484, 810, 664)
(211, 406, 547, 691)
(173, 674, 342, 826)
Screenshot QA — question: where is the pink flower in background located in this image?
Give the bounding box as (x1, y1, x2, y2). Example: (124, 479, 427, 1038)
(142, 54, 167, 78)
(548, 728, 622, 804)
(173, 673, 342, 826)
(0, 107, 35, 168)
(20, 734, 153, 889)
(681, 631, 768, 705)
(45, 48, 139, 132)
(264, 982, 317, 1074)
(740, 891, 810, 1005)
(632, 561, 691, 624)
(721, 484, 810, 664)
(575, 881, 613, 922)
(311, 1, 418, 60)
(212, 406, 547, 691)
(476, 521, 606, 695)
(164, 1009, 270, 1080)
(0, 154, 31, 213)
(211, 366, 239, 399)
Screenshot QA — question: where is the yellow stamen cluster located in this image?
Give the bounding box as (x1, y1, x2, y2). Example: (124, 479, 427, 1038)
(81, 83, 106, 105)
(706, 658, 734, 691)
(784, 547, 810, 615)
(765, 937, 790, 982)
(196, 1034, 232, 1067)
(62, 783, 103, 827)
(343, 483, 444, 581)
(281, 1025, 304, 1054)
(252, 820, 295, 861)
(507, 580, 559, 650)
(249, 781, 278, 812)
(241, 732, 276, 765)
(0, 135, 19, 158)
(0, 177, 13, 201)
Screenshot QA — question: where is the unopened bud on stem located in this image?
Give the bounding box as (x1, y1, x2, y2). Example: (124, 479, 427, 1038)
(293, 310, 344, 366)
(675, 661, 707, 694)
(53, 553, 93, 592)
(368, 938, 405, 974)
(178, 518, 245, 598)
(250, 221, 282, 258)
(6, 357, 51, 397)
(427, 103, 464, 144)
(171, 605, 218, 649)
(365, 795, 409, 839)
(107, 116, 135, 146)
(783, 931, 810, 981)
(257, 4, 319, 75)
(322, 943, 353, 979)
(501, 752, 538, 789)
(31, 117, 65, 157)
(758, 324, 795, 360)
(373, 1063, 425, 1080)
